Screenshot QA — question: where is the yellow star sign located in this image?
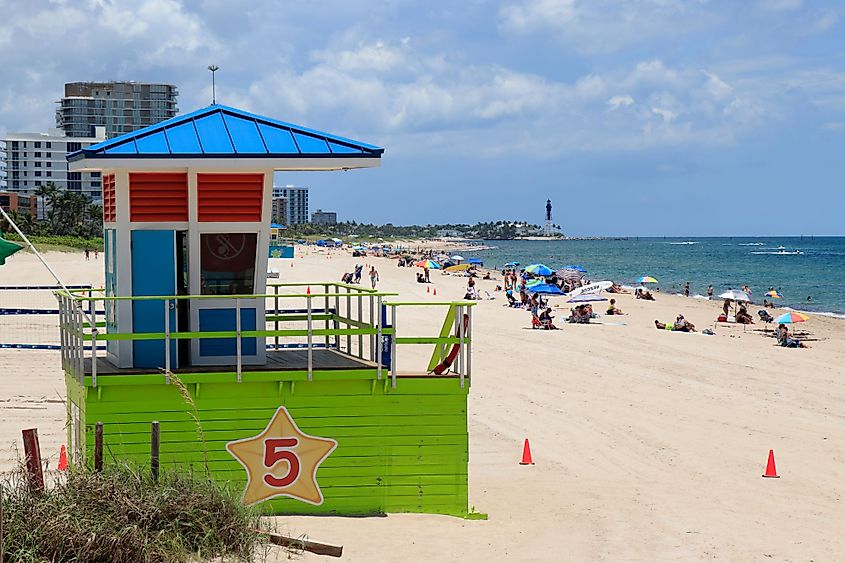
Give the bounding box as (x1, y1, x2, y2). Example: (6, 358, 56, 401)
(226, 406, 337, 506)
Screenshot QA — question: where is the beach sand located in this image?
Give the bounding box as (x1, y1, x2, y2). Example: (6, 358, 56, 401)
(2, 248, 844, 561)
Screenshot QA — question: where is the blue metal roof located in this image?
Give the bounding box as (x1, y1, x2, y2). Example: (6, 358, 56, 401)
(67, 104, 384, 162)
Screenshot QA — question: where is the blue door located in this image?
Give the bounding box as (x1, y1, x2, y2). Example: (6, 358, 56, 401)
(131, 230, 177, 368)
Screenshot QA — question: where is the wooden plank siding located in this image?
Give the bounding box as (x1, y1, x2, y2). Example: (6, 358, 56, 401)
(69, 374, 470, 517)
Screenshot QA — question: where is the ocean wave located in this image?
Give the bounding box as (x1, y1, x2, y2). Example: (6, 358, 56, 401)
(668, 241, 699, 245)
(738, 243, 764, 246)
(751, 251, 803, 255)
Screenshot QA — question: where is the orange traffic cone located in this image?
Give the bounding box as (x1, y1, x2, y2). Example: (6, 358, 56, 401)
(762, 449, 780, 478)
(427, 286, 430, 294)
(306, 286, 311, 295)
(433, 288, 437, 296)
(58, 444, 68, 471)
(519, 439, 534, 465)
(290, 262, 294, 268)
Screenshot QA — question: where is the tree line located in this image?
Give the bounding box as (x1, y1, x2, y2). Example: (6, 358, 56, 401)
(1, 182, 102, 239)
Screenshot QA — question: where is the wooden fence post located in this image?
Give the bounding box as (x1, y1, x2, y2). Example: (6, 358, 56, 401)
(150, 421, 160, 482)
(94, 422, 104, 473)
(21, 428, 44, 494)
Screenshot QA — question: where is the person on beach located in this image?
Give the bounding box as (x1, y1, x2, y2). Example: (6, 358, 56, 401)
(777, 324, 810, 348)
(684, 282, 690, 297)
(707, 285, 714, 299)
(606, 299, 625, 315)
(674, 315, 696, 332)
(735, 305, 754, 324)
(424, 266, 430, 283)
(538, 307, 558, 330)
(369, 266, 379, 289)
(85, 248, 90, 261)
(722, 299, 731, 317)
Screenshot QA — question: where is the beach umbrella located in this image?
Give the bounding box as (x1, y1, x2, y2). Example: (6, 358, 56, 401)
(504, 261, 520, 267)
(525, 278, 543, 288)
(774, 311, 809, 324)
(636, 276, 658, 283)
(444, 263, 471, 272)
(561, 265, 587, 272)
(567, 294, 608, 303)
(527, 283, 565, 295)
(525, 264, 553, 276)
(466, 258, 483, 265)
(556, 268, 585, 281)
(719, 289, 751, 302)
(766, 290, 783, 299)
(451, 255, 465, 262)
(415, 259, 440, 269)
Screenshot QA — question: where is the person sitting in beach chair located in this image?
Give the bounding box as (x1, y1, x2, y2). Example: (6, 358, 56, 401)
(606, 299, 625, 315)
(736, 305, 754, 324)
(758, 309, 775, 324)
(776, 324, 809, 348)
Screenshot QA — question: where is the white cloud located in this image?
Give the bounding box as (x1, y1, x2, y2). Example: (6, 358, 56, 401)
(608, 95, 634, 110)
(822, 121, 844, 131)
(651, 107, 677, 122)
(759, 0, 803, 11)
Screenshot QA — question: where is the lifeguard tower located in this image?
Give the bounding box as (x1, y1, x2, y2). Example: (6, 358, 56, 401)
(60, 105, 476, 517)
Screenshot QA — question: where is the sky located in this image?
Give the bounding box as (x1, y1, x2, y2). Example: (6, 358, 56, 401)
(0, 0, 843, 236)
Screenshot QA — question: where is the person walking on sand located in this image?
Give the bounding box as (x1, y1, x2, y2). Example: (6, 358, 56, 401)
(85, 248, 90, 261)
(369, 266, 379, 289)
(684, 282, 690, 297)
(707, 285, 713, 300)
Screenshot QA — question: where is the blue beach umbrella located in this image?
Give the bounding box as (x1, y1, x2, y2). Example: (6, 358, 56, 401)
(504, 261, 520, 267)
(527, 283, 564, 295)
(525, 264, 553, 276)
(560, 265, 587, 272)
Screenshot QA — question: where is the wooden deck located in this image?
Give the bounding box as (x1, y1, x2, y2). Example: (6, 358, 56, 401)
(84, 349, 380, 376)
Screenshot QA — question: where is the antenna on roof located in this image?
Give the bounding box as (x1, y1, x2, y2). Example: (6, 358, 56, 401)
(207, 65, 219, 104)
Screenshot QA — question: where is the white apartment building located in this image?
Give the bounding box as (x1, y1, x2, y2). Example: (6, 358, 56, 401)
(271, 185, 309, 225)
(1, 127, 106, 203)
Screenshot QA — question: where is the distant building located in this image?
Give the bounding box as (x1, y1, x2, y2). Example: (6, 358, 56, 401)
(272, 185, 309, 225)
(311, 209, 337, 225)
(0, 191, 38, 217)
(56, 81, 178, 139)
(1, 127, 107, 203)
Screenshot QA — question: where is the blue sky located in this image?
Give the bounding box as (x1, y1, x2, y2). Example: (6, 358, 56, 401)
(1, 0, 843, 236)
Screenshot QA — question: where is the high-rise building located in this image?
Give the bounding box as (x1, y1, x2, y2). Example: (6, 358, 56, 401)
(272, 185, 309, 225)
(311, 209, 337, 225)
(1, 128, 107, 203)
(56, 81, 178, 139)
(0, 191, 38, 218)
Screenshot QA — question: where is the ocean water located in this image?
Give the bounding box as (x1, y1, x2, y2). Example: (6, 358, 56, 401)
(471, 237, 845, 317)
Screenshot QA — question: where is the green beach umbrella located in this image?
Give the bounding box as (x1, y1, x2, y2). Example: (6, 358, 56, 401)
(0, 234, 23, 265)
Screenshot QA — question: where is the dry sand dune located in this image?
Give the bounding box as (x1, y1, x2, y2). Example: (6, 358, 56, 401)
(2, 249, 844, 561)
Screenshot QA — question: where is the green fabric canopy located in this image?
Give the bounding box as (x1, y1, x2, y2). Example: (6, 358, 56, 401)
(0, 234, 23, 265)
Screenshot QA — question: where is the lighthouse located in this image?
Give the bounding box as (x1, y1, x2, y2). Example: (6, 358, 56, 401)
(544, 199, 553, 237)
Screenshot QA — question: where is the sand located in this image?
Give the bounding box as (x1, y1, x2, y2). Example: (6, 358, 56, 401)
(2, 248, 844, 561)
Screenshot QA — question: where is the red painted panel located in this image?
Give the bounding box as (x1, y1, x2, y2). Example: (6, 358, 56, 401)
(129, 173, 188, 222)
(197, 173, 264, 222)
(103, 174, 116, 222)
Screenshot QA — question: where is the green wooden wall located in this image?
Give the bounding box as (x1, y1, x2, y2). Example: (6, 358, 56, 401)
(66, 373, 470, 517)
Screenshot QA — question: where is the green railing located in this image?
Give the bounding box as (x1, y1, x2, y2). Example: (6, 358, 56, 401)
(56, 282, 475, 389)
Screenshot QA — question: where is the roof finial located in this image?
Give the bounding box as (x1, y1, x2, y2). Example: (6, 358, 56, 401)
(207, 65, 219, 105)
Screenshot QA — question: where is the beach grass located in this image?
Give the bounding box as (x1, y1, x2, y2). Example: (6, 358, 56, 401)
(0, 463, 271, 562)
(4, 234, 103, 253)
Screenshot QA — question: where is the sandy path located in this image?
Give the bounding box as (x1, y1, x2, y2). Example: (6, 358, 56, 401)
(2, 249, 844, 561)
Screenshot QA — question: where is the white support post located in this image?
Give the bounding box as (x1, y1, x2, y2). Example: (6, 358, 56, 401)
(357, 293, 363, 359)
(376, 296, 382, 380)
(464, 305, 472, 388)
(390, 304, 397, 389)
(307, 295, 313, 381)
(235, 298, 242, 383)
(324, 284, 330, 348)
(346, 286, 352, 354)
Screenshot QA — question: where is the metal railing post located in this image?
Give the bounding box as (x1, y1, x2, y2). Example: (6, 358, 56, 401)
(345, 286, 352, 354)
(274, 285, 279, 350)
(235, 298, 242, 383)
(163, 299, 171, 384)
(90, 297, 98, 388)
(369, 295, 375, 362)
(390, 304, 397, 389)
(59, 295, 66, 372)
(357, 292, 363, 359)
(75, 302, 83, 385)
(307, 295, 313, 381)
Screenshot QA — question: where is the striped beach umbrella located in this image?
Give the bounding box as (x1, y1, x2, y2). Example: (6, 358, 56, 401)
(766, 290, 783, 299)
(415, 259, 440, 269)
(636, 276, 658, 283)
(774, 311, 809, 324)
